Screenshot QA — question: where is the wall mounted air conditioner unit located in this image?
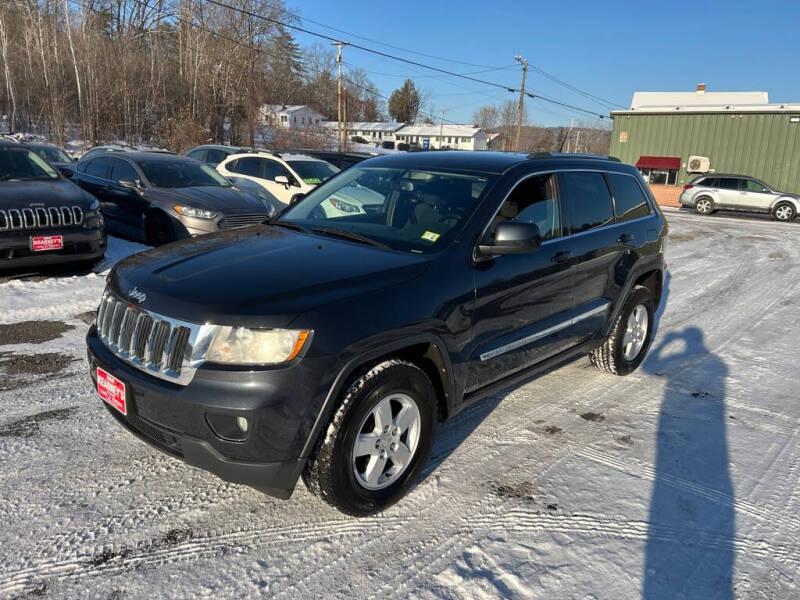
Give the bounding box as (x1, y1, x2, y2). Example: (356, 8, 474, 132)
(687, 155, 710, 173)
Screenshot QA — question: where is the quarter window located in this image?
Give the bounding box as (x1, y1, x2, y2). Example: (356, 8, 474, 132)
(558, 171, 614, 234)
(606, 173, 651, 222)
(205, 149, 229, 165)
(186, 149, 205, 161)
(491, 173, 561, 241)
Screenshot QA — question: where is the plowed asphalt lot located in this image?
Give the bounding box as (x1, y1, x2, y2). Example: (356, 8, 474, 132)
(1, 208, 799, 599)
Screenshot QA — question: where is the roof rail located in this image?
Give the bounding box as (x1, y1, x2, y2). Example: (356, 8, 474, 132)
(526, 151, 621, 162)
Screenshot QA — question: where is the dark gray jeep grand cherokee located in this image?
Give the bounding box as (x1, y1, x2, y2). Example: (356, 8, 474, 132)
(87, 151, 667, 516)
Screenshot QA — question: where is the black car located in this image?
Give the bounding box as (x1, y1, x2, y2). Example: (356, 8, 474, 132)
(72, 152, 273, 245)
(87, 151, 667, 515)
(0, 139, 105, 270)
(287, 149, 374, 170)
(184, 144, 254, 167)
(26, 142, 75, 177)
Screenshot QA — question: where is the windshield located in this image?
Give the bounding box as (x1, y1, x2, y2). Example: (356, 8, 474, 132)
(34, 145, 71, 164)
(138, 159, 231, 188)
(281, 166, 495, 253)
(287, 160, 340, 185)
(0, 147, 60, 181)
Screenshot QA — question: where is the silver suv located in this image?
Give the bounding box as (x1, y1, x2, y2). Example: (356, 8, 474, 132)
(679, 174, 800, 222)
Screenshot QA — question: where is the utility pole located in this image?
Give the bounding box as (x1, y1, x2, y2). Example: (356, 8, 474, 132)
(343, 86, 348, 151)
(439, 109, 445, 149)
(574, 130, 582, 154)
(514, 55, 528, 152)
(566, 118, 574, 152)
(332, 41, 348, 151)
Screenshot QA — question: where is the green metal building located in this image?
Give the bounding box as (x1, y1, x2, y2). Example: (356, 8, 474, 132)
(610, 89, 800, 193)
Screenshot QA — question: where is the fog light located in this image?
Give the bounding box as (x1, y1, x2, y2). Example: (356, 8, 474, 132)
(206, 413, 249, 442)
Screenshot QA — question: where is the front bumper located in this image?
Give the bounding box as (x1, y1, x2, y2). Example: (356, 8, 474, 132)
(86, 326, 336, 498)
(0, 225, 106, 270)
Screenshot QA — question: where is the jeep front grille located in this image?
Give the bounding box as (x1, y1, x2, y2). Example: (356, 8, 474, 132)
(0, 206, 84, 231)
(95, 291, 202, 385)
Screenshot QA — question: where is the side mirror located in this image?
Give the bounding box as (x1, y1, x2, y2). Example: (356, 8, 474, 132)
(477, 221, 542, 257)
(59, 167, 74, 179)
(289, 193, 306, 206)
(274, 175, 289, 186)
(118, 179, 143, 192)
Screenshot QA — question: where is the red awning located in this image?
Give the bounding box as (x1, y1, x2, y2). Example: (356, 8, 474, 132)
(636, 156, 680, 170)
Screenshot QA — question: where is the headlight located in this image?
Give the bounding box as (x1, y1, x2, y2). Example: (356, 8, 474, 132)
(329, 198, 359, 213)
(205, 327, 310, 365)
(173, 205, 217, 219)
(88, 198, 100, 211)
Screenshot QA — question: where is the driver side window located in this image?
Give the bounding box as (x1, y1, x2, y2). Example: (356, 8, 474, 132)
(111, 158, 138, 184)
(262, 159, 292, 182)
(491, 173, 561, 241)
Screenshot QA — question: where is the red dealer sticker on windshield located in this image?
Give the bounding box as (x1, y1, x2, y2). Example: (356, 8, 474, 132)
(30, 235, 63, 252)
(97, 367, 127, 415)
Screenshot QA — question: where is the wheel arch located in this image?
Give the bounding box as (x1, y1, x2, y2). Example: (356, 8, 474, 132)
(771, 195, 800, 212)
(300, 334, 456, 459)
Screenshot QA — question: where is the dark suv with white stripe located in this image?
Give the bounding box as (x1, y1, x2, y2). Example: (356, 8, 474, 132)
(87, 151, 667, 516)
(1, 139, 105, 270)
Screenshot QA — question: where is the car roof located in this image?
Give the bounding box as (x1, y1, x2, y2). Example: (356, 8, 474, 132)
(355, 151, 624, 175)
(695, 173, 759, 180)
(25, 141, 62, 148)
(110, 151, 192, 163)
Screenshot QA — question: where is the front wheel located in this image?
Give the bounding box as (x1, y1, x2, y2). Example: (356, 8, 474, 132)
(773, 202, 796, 222)
(302, 360, 436, 516)
(590, 285, 655, 376)
(145, 212, 176, 246)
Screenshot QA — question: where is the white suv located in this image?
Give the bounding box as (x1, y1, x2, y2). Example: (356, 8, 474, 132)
(680, 174, 800, 222)
(216, 151, 339, 205)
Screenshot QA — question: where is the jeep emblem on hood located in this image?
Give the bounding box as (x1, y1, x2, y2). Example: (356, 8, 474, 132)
(128, 287, 147, 304)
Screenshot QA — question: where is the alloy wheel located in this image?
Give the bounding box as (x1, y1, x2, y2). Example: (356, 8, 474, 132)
(351, 393, 421, 490)
(776, 205, 793, 221)
(622, 304, 649, 361)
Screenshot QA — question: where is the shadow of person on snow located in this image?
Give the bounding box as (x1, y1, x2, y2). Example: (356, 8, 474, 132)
(641, 326, 733, 599)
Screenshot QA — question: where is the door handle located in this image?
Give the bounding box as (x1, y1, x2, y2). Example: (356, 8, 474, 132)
(617, 233, 635, 244)
(551, 251, 572, 264)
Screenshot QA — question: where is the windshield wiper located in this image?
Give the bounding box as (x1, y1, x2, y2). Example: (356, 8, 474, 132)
(311, 226, 390, 250)
(269, 220, 310, 233)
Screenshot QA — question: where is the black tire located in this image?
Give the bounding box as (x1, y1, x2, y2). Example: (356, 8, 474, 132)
(302, 359, 437, 516)
(773, 201, 796, 222)
(589, 285, 655, 376)
(694, 196, 714, 215)
(145, 212, 176, 246)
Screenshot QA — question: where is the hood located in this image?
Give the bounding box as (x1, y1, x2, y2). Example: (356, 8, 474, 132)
(109, 225, 430, 327)
(0, 178, 92, 209)
(147, 186, 269, 215)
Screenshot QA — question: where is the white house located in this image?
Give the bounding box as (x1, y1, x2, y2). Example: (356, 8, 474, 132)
(394, 124, 488, 151)
(262, 105, 326, 130)
(321, 121, 404, 145)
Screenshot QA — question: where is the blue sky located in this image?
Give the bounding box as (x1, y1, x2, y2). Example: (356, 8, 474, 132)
(289, 0, 799, 126)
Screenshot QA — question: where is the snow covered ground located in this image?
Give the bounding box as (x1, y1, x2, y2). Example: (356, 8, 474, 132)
(1, 210, 799, 598)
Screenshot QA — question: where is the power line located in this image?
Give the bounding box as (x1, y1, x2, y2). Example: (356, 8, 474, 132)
(201, 0, 609, 119)
(526, 64, 624, 109)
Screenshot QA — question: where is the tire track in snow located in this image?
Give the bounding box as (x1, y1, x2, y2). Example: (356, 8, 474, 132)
(576, 447, 800, 534)
(0, 515, 404, 596)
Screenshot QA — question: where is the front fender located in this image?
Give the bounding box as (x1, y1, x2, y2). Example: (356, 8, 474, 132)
(770, 195, 800, 211)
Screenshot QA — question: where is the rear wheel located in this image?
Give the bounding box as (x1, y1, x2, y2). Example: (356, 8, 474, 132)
(590, 285, 655, 376)
(302, 360, 436, 516)
(145, 212, 175, 246)
(773, 202, 796, 222)
(694, 196, 714, 215)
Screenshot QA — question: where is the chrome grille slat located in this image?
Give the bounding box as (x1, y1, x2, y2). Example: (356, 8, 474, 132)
(217, 214, 268, 230)
(8, 209, 22, 229)
(35, 208, 49, 227)
(95, 291, 199, 384)
(48, 207, 62, 227)
(0, 205, 83, 230)
(22, 208, 35, 228)
(61, 207, 73, 226)
(0, 210, 7, 230)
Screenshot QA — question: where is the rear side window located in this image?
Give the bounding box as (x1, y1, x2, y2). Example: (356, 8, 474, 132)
(558, 171, 614, 234)
(85, 156, 112, 179)
(698, 177, 717, 187)
(606, 173, 651, 222)
(716, 177, 739, 190)
(186, 148, 205, 161)
(227, 157, 261, 177)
